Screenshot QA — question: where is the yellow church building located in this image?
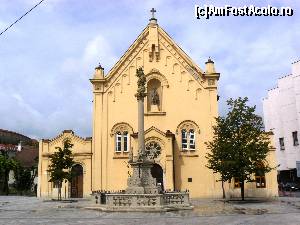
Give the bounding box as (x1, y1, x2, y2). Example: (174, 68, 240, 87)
(37, 14, 278, 199)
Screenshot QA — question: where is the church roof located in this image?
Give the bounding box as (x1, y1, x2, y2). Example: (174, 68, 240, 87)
(42, 130, 92, 145)
(95, 16, 205, 88)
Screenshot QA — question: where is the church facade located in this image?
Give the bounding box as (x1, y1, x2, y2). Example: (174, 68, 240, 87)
(38, 16, 278, 199)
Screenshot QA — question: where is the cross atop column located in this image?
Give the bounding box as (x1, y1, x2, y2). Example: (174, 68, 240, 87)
(150, 8, 156, 19)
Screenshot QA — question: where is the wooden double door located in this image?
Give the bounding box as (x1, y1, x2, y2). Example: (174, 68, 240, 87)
(71, 164, 83, 198)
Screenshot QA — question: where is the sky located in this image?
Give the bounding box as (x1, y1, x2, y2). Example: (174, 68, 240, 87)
(0, 0, 299, 139)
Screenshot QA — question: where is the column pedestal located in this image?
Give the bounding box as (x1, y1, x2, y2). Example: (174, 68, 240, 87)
(126, 160, 159, 194)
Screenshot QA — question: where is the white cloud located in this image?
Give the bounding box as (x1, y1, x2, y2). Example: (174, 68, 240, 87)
(224, 84, 242, 98)
(59, 35, 116, 86)
(83, 35, 118, 70)
(11, 93, 42, 119)
(0, 20, 7, 30)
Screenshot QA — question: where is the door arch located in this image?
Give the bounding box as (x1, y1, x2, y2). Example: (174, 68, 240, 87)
(151, 163, 164, 191)
(71, 164, 83, 198)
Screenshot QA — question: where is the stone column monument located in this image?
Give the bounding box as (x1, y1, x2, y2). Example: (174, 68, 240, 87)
(126, 67, 159, 194)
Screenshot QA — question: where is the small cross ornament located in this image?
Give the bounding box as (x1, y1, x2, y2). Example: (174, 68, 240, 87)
(150, 8, 156, 19)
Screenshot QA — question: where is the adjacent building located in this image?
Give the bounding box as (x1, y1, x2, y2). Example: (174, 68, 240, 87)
(263, 60, 300, 183)
(0, 129, 39, 193)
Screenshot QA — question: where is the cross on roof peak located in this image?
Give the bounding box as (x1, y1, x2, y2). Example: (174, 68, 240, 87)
(150, 8, 156, 19)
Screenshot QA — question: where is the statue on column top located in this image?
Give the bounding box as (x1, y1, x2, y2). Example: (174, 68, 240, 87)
(135, 68, 147, 100)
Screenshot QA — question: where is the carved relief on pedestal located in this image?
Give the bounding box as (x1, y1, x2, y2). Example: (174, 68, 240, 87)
(163, 193, 185, 205)
(137, 195, 158, 206)
(113, 196, 132, 206)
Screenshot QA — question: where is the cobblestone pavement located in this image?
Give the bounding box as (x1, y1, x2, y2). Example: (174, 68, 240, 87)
(1, 196, 300, 225)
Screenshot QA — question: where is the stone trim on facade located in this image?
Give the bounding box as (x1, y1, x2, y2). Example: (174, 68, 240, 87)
(175, 120, 200, 135)
(110, 122, 134, 137)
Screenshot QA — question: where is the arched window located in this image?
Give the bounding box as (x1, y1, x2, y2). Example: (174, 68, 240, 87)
(177, 121, 200, 151)
(189, 129, 195, 150)
(255, 174, 266, 188)
(115, 132, 122, 152)
(115, 132, 130, 153)
(123, 131, 129, 152)
(181, 129, 195, 151)
(181, 129, 188, 150)
(234, 177, 241, 188)
(255, 163, 266, 188)
(111, 122, 134, 153)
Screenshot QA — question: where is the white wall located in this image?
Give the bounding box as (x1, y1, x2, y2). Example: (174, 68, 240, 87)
(263, 60, 300, 171)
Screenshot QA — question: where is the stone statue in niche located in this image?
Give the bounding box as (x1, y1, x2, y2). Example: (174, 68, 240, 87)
(150, 88, 160, 105)
(150, 88, 160, 111)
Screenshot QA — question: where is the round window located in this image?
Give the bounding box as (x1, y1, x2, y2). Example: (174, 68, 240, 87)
(145, 141, 161, 159)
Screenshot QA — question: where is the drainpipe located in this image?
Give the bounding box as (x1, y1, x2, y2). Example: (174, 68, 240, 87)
(172, 137, 175, 191)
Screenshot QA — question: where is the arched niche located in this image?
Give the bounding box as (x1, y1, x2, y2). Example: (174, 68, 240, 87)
(147, 78, 162, 112)
(145, 69, 169, 113)
(146, 69, 169, 88)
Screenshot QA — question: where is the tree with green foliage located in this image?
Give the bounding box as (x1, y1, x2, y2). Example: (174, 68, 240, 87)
(47, 140, 75, 200)
(13, 162, 37, 195)
(206, 97, 275, 200)
(0, 150, 18, 195)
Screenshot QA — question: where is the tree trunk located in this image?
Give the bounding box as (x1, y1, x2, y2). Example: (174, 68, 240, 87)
(222, 180, 226, 199)
(3, 169, 9, 195)
(58, 187, 61, 201)
(241, 180, 245, 200)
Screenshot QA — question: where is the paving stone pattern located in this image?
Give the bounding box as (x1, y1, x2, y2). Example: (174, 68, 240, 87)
(1, 196, 300, 225)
